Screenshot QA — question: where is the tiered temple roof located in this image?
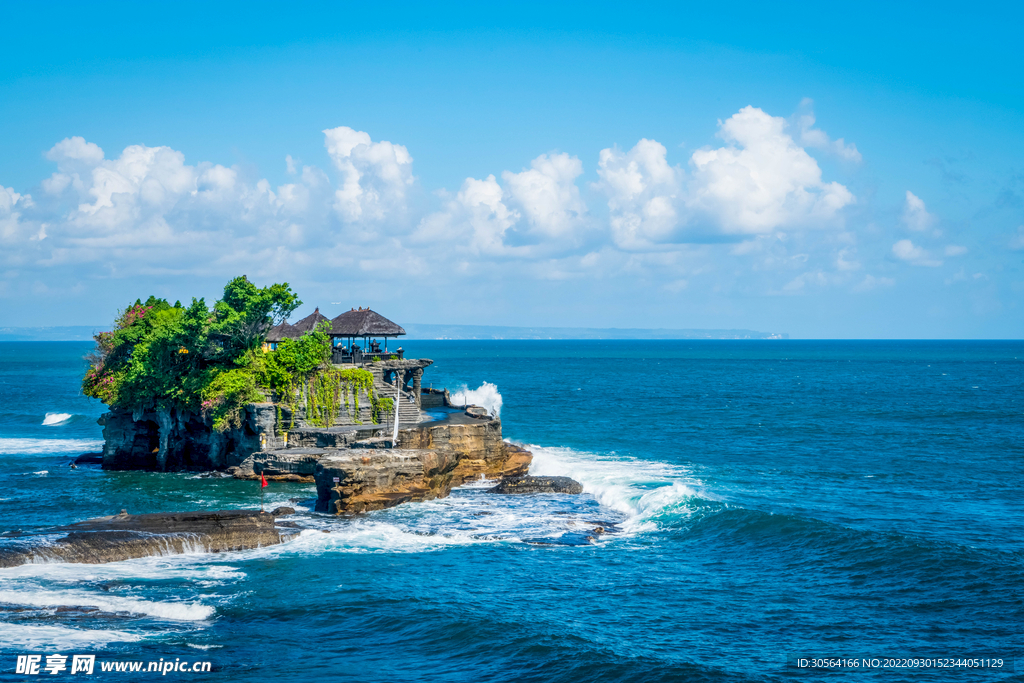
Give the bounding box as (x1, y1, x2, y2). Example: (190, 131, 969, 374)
(265, 307, 405, 343)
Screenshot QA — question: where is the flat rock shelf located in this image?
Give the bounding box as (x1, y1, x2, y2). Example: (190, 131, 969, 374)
(0, 510, 299, 568)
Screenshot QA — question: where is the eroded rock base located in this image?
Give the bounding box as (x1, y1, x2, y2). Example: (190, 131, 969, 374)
(488, 476, 584, 495)
(0, 510, 297, 568)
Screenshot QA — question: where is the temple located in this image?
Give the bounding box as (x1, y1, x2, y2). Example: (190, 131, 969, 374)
(265, 306, 430, 422)
(97, 305, 531, 513)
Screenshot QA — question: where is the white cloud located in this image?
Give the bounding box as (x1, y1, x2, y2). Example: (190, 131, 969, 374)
(42, 136, 105, 197)
(944, 245, 967, 257)
(0, 185, 34, 247)
(596, 138, 683, 250)
(794, 99, 862, 162)
(415, 174, 520, 256)
(416, 152, 588, 257)
(0, 108, 906, 308)
(901, 191, 935, 232)
(322, 126, 414, 223)
(594, 105, 856, 246)
(501, 152, 587, 242)
(46, 136, 104, 167)
(836, 248, 861, 271)
(0, 185, 29, 214)
(892, 238, 942, 267)
(687, 106, 855, 234)
(854, 274, 896, 292)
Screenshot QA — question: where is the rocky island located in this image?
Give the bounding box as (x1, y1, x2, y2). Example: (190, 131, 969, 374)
(75, 276, 561, 526)
(0, 277, 584, 569)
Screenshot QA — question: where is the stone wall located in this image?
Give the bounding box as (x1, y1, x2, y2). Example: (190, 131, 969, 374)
(99, 404, 276, 471)
(397, 416, 530, 485)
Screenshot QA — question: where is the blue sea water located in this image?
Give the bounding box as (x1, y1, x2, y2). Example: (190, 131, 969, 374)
(0, 340, 1022, 681)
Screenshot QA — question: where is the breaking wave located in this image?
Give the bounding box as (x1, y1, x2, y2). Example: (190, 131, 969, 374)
(526, 444, 713, 533)
(42, 412, 73, 426)
(239, 444, 709, 556)
(0, 589, 214, 622)
(0, 438, 103, 455)
(450, 382, 503, 417)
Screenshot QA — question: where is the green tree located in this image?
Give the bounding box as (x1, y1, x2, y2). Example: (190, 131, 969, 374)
(212, 275, 301, 352)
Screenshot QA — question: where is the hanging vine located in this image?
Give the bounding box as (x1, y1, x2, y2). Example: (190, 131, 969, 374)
(374, 396, 395, 424)
(303, 367, 383, 426)
(259, 324, 391, 429)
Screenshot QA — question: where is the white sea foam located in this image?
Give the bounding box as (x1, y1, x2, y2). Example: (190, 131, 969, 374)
(42, 412, 73, 426)
(450, 382, 503, 417)
(0, 438, 103, 455)
(246, 526, 487, 558)
(0, 589, 214, 621)
(526, 444, 707, 532)
(0, 556, 244, 584)
(236, 443, 706, 555)
(0, 623, 144, 649)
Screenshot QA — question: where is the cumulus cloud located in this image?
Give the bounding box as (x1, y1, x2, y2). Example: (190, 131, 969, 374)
(902, 191, 935, 232)
(322, 126, 414, 224)
(0, 135, 346, 276)
(415, 174, 519, 256)
(594, 106, 855, 247)
(416, 152, 589, 257)
(501, 153, 587, 243)
(596, 138, 682, 250)
(892, 239, 942, 267)
(794, 99, 862, 162)
(687, 106, 855, 235)
(0, 185, 35, 246)
(0, 107, 877, 303)
(944, 245, 967, 257)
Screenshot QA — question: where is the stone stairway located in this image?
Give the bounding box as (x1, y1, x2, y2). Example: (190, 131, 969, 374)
(373, 377, 422, 425)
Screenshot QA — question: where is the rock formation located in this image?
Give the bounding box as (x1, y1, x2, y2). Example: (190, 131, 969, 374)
(488, 475, 584, 495)
(94, 360, 534, 515)
(97, 397, 533, 515)
(0, 510, 297, 568)
(314, 449, 458, 513)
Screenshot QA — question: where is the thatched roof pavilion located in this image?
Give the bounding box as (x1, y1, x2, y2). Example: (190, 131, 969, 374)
(265, 308, 330, 345)
(263, 306, 405, 359)
(328, 308, 406, 338)
(265, 322, 299, 344)
(328, 308, 405, 359)
(291, 307, 331, 334)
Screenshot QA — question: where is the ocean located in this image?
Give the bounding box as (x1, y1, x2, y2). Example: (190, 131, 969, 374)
(0, 340, 1021, 681)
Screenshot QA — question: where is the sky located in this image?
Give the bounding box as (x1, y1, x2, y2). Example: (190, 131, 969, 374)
(1, 1, 1022, 338)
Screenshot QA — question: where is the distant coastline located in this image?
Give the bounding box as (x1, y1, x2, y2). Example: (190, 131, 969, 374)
(0, 324, 788, 342)
(403, 324, 788, 340)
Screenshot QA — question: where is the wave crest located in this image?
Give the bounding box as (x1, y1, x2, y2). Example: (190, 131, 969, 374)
(450, 382, 503, 417)
(526, 445, 711, 533)
(0, 589, 214, 621)
(0, 438, 103, 455)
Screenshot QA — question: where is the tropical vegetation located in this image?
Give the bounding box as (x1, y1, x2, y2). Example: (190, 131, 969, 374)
(82, 276, 389, 430)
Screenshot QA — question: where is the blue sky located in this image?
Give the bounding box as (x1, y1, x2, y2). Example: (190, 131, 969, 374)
(2, 1, 1022, 337)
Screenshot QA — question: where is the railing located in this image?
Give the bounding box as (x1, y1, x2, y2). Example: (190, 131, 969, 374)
(331, 348, 404, 365)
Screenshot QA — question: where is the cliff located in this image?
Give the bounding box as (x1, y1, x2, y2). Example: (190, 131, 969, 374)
(98, 400, 532, 514)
